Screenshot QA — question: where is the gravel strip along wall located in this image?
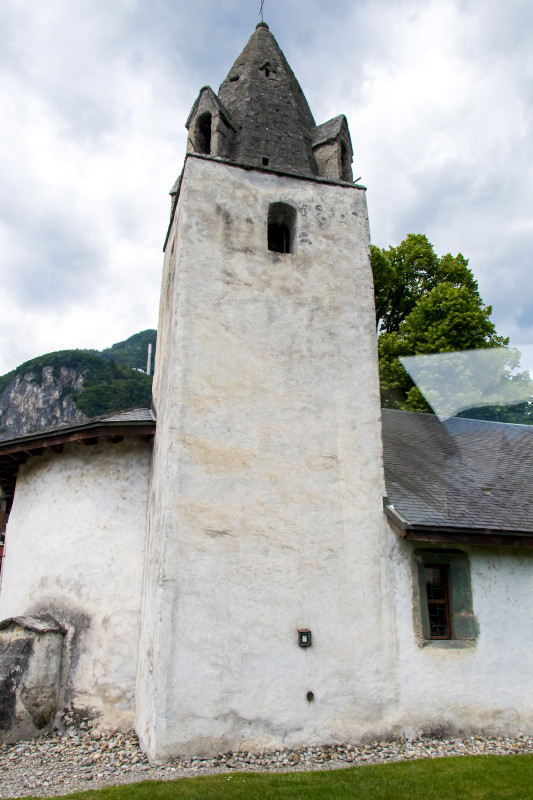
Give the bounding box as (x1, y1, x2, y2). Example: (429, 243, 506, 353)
(2, 730, 533, 798)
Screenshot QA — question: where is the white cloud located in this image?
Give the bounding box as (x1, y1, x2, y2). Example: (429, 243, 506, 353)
(0, 0, 532, 377)
(0, 0, 192, 369)
(303, 0, 533, 362)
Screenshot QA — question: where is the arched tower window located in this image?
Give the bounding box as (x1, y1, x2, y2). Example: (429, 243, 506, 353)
(268, 202, 296, 254)
(197, 112, 212, 155)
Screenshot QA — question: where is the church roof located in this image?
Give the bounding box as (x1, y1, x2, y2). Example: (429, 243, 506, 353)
(382, 409, 533, 546)
(169, 24, 358, 251)
(0, 407, 155, 454)
(310, 115, 348, 148)
(217, 23, 317, 176)
(0, 406, 155, 500)
(97, 408, 155, 424)
(3, 402, 531, 547)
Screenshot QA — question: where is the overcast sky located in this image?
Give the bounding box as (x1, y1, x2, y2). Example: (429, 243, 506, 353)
(1, 0, 532, 375)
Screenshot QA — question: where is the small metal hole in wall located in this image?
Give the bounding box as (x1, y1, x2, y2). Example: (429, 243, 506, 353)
(298, 628, 312, 648)
(307, 691, 315, 702)
(262, 157, 269, 166)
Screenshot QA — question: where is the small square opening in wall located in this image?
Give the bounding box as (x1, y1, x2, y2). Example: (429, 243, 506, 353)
(298, 629, 312, 647)
(413, 549, 478, 648)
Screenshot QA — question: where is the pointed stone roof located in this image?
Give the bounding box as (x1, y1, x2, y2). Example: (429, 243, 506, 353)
(178, 23, 355, 198)
(217, 23, 318, 176)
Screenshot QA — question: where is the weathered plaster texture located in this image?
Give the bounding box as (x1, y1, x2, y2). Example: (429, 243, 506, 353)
(138, 156, 395, 760)
(0, 616, 64, 742)
(0, 439, 152, 731)
(389, 533, 533, 737)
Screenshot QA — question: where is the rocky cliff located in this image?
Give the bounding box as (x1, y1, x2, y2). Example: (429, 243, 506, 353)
(0, 331, 156, 441)
(0, 366, 88, 441)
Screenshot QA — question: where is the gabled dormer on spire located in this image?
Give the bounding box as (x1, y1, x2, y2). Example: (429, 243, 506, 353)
(184, 23, 355, 185)
(311, 115, 354, 183)
(186, 86, 235, 159)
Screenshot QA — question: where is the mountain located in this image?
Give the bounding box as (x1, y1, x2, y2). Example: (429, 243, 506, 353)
(101, 330, 156, 371)
(0, 331, 156, 441)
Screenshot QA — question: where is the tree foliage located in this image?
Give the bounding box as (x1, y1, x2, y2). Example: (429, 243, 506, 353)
(74, 359, 152, 418)
(101, 329, 157, 371)
(371, 235, 531, 418)
(373, 234, 495, 337)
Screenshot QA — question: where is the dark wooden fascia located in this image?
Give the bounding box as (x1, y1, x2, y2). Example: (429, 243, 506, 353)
(384, 502, 533, 549)
(0, 423, 155, 458)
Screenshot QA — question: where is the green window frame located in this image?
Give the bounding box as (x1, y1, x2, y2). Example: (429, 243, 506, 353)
(414, 549, 478, 648)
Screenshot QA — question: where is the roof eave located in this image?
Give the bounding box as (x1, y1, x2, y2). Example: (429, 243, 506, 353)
(0, 418, 156, 458)
(384, 502, 533, 549)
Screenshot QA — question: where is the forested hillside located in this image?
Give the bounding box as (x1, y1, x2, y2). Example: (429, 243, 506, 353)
(0, 330, 156, 441)
(101, 330, 156, 371)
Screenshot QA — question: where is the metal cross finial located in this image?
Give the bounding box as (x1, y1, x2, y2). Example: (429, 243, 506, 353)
(259, 0, 265, 22)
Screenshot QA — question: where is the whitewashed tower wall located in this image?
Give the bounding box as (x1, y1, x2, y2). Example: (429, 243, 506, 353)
(136, 24, 396, 759)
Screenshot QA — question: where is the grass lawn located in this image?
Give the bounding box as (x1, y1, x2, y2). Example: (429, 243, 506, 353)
(12, 755, 533, 800)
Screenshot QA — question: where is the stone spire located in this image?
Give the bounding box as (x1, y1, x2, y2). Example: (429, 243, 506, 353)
(217, 23, 317, 176)
(185, 23, 354, 183)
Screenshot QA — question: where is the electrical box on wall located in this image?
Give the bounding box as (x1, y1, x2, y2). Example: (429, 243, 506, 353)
(298, 628, 312, 648)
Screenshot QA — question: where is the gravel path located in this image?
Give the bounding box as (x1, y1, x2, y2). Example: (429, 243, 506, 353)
(2, 729, 533, 798)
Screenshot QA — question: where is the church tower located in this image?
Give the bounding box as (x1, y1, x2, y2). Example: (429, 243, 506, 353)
(137, 24, 394, 760)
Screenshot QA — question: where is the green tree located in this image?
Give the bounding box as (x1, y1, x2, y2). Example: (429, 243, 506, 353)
(101, 329, 157, 371)
(373, 234, 481, 335)
(372, 235, 517, 414)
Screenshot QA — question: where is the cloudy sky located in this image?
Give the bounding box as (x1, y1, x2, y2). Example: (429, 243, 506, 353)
(1, 0, 532, 375)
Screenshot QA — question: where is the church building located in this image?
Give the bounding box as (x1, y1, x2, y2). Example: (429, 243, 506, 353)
(1, 24, 533, 760)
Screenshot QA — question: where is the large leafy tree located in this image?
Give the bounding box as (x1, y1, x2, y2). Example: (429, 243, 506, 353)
(371, 235, 525, 416)
(373, 234, 489, 337)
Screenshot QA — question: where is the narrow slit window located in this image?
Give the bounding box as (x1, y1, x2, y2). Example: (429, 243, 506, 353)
(268, 202, 296, 254)
(197, 112, 212, 155)
(425, 564, 451, 639)
(340, 141, 351, 181)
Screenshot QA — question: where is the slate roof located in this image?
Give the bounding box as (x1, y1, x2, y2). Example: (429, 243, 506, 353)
(310, 115, 348, 147)
(0, 407, 155, 452)
(98, 408, 155, 424)
(218, 23, 317, 176)
(382, 408, 533, 540)
(3, 402, 531, 545)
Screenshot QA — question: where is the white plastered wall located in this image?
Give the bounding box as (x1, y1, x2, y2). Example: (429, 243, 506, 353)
(137, 156, 398, 759)
(0, 438, 152, 731)
(389, 532, 533, 736)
